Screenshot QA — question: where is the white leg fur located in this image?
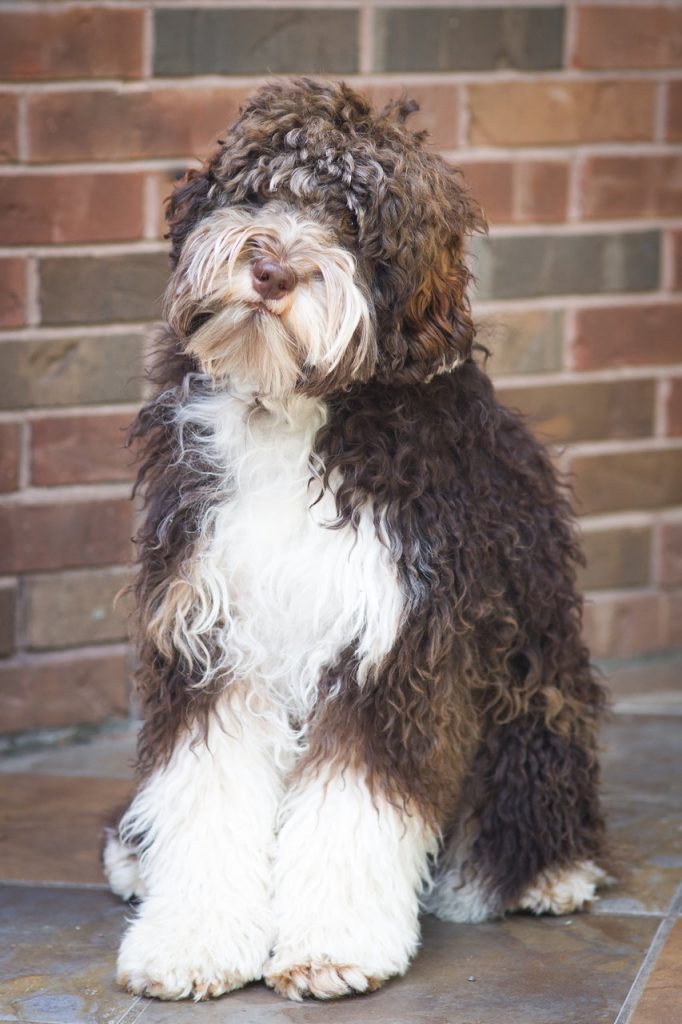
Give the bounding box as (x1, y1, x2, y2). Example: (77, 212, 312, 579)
(423, 822, 499, 924)
(103, 830, 147, 902)
(265, 766, 437, 1000)
(516, 859, 608, 915)
(425, 872, 498, 924)
(115, 697, 285, 1001)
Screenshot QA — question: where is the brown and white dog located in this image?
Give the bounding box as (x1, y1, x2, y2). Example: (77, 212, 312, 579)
(104, 78, 608, 1002)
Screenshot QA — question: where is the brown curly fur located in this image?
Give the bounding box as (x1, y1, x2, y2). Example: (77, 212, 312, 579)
(128, 78, 606, 914)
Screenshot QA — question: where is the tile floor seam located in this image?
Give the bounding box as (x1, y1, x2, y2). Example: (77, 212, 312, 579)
(115, 995, 146, 1024)
(594, 908, 666, 919)
(128, 999, 151, 1024)
(612, 879, 682, 1024)
(0, 1019, 66, 1024)
(0, 878, 109, 891)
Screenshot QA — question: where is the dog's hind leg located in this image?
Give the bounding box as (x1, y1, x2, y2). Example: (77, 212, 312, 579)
(114, 692, 287, 1001)
(427, 711, 608, 923)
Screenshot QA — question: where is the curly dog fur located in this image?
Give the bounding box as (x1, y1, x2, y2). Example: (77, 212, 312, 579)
(104, 78, 607, 1003)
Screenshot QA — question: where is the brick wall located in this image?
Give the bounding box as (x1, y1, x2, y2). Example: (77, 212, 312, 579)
(1, 1, 681, 739)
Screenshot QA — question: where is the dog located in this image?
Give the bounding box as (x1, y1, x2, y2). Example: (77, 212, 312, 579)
(103, 77, 608, 1002)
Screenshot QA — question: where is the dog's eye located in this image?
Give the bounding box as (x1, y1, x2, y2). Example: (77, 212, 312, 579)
(311, 271, 324, 283)
(189, 312, 212, 334)
(345, 211, 359, 234)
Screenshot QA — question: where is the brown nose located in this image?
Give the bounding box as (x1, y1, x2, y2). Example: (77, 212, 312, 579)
(252, 259, 296, 301)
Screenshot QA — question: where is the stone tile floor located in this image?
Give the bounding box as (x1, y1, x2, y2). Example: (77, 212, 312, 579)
(1, 655, 681, 1024)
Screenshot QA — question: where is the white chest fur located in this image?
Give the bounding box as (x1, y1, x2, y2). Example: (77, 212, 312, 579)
(175, 389, 405, 719)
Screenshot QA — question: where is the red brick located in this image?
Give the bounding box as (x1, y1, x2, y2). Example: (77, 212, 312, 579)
(27, 87, 250, 163)
(459, 159, 568, 224)
(580, 155, 682, 220)
(671, 231, 682, 290)
(30, 413, 134, 486)
(574, 6, 682, 69)
(665, 379, 682, 436)
(0, 651, 129, 733)
(0, 8, 144, 81)
(668, 82, 682, 143)
(0, 499, 133, 573)
(573, 305, 682, 370)
(0, 259, 26, 327)
(468, 80, 656, 147)
(657, 521, 682, 588)
(361, 83, 460, 150)
(0, 422, 21, 493)
(0, 174, 146, 245)
(0, 92, 18, 163)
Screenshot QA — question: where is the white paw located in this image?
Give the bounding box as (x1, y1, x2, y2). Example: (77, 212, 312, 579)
(265, 956, 386, 1001)
(103, 830, 147, 902)
(517, 859, 609, 915)
(117, 903, 272, 1001)
(264, 924, 417, 1002)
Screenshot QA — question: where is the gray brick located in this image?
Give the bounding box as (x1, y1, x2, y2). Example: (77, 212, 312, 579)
(0, 334, 144, 410)
(481, 310, 563, 376)
(154, 8, 359, 76)
(473, 231, 660, 301)
(579, 526, 651, 591)
(25, 568, 133, 650)
(375, 6, 564, 73)
(495, 379, 656, 444)
(573, 449, 682, 515)
(40, 253, 168, 325)
(0, 585, 17, 657)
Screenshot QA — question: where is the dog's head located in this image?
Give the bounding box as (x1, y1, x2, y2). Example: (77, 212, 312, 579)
(165, 77, 485, 398)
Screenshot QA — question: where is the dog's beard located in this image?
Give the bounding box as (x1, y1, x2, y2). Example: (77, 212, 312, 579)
(166, 205, 375, 398)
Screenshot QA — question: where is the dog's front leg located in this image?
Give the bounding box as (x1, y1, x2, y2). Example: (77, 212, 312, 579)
(115, 696, 283, 1001)
(265, 764, 436, 1001)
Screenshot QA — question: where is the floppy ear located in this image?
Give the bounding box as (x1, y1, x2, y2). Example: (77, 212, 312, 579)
(165, 166, 215, 267)
(396, 161, 486, 384)
(399, 249, 477, 383)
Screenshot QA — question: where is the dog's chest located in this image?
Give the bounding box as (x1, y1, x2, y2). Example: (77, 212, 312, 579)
(203, 393, 404, 710)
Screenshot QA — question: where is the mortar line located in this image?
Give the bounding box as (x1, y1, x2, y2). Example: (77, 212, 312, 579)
(358, 3, 374, 76)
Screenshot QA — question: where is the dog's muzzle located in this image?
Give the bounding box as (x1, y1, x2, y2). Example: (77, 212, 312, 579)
(252, 259, 297, 301)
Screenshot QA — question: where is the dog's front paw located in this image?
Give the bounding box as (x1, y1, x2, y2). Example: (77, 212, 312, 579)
(117, 906, 271, 1001)
(264, 956, 385, 1001)
(118, 958, 248, 1001)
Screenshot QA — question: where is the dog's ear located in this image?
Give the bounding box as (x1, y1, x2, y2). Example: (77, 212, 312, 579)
(400, 250, 476, 383)
(397, 162, 485, 384)
(165, 166, 215, 267)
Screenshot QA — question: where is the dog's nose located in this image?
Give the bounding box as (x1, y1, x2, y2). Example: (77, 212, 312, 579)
(252, 259, 296, 301)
